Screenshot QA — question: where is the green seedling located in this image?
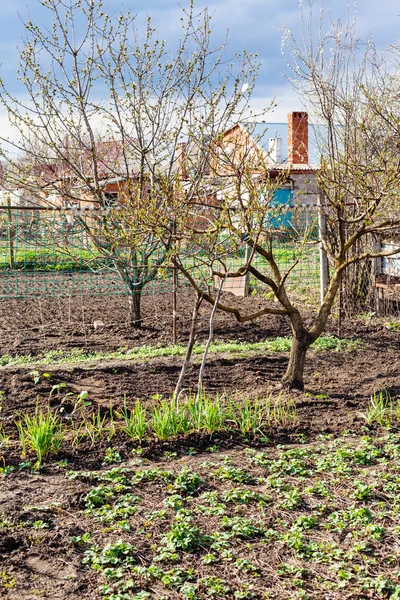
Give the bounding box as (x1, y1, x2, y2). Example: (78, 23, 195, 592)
(15, 405, 63, 468)
(229, 398, 265, 436)
(49, 382, 68, 396)
(103, 447, 122, 464)
(363, 390, 393, 427)
(30, 370, 50, 385)
(117, 398, 147, 442)
(0, 425, 10, 448)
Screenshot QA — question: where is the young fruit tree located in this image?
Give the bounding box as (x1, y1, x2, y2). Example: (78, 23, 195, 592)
(0, 0, 262, 327)
(153, 5, 400, 390)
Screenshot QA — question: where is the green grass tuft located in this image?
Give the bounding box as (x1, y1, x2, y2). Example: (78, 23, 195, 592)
(0, 335, 361, 368)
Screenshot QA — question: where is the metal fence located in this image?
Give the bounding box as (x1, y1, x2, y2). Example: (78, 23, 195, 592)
(0, 205, 321, 301)
(0, 207, 175, 298)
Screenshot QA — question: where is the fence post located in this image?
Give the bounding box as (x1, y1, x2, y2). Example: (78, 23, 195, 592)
(317, 195, 329, 306)
(244, 243, 251, 296)
(6, 197, 15, 270)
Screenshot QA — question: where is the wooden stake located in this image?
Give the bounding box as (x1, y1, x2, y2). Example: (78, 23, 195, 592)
(318, 195, 329, 306)
(173, 293, 203, 402)
(196, 273, 227, 402)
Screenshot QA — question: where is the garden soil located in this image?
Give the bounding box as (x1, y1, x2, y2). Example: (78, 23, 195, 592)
(1, 291, 400, 599)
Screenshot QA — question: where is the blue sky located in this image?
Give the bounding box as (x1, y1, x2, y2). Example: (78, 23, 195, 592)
(0, 0, 398, 136)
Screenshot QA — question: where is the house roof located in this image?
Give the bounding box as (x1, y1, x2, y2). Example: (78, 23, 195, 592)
(241, 122, 327, 168)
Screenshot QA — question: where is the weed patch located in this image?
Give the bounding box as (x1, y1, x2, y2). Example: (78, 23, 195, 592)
(0, 335, 361, 368)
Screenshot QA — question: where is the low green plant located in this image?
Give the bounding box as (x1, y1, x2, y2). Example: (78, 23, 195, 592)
(103, 447, 122, 464)
(0, 335, 361, 368)
(77, 409, 110, 447)
(150, 400, 184, 441)
(70, 390, 91, 415)
(264, 394, 297, 426)
(83, 539, 137, 569)
(229, 398, 265, 436)
(187, 393, 227, 435)
(0, 466, 14, 476)
(0, 569, 16, 590)
(49, 382, 68, 396)
(172, 467, 203, 496)
(214, 464, 254, 484)
(118, 398, 147, 442)
(15, 406, 63, 468)
(0, 425, 10, 448)
(363, 391, 393, 427)
(160, 512, 203, 553)
(312, 335, 361, 352)
(31, 519, 49, 529)
(222, 516, 264, 539)
(200, 576, 230, 597)
(70, 531, 92, 545)
(385, 320, 400, 331)
(30, 370, 50, 385)
(279, 488, 303, 510)
(221, 488, 269, 505)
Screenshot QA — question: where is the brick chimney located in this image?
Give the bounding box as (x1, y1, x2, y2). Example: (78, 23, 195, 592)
(287, 112, 308, 164)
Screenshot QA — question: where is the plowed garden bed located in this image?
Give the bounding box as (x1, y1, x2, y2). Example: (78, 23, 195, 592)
(1, 291, 400, 599)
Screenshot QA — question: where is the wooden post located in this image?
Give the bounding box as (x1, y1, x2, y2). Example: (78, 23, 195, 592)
(372, 233, 382, 315)
(317, 195, 329, 306)
(196, 273, 227, 402)
(338, 272, 343, 338)
(7, 197, 15, 270)
(244, 243, 251, 296)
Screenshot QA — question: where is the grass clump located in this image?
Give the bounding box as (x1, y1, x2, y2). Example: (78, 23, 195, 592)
(229, 395, 296, 436)
(150, 399, 190, 441)
(9, 393, 298, 464)
(143, 393, 296, 442)
(228, 398, 265, 436)
(363, 390, 400, 428)
(118, 398, 147, 442)
(187, 393, 228, 435)
(15, 405, 63, 468)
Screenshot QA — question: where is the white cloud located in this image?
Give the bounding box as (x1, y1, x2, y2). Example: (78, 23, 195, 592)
(1, 0, 398, 143)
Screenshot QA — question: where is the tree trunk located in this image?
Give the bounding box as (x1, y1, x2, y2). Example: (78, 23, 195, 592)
(129, 291, 142, 328)
(281, 328, 313, 390)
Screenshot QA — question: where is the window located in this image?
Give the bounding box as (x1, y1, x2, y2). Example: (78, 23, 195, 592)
(103, 192, 119, 207)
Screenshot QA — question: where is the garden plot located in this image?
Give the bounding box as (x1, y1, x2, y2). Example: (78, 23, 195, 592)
(2, 435, 400, 599)
(1, 292, 400, 599)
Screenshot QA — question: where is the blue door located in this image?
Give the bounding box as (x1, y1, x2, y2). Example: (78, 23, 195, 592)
(266, 189, 294, 230)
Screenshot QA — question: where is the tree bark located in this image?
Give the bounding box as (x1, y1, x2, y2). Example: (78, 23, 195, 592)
(129, 291, 142, 328)
(281, 327, 313, 390)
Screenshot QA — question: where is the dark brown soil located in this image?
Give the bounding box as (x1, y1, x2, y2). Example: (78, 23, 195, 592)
(0, 314, 399, 459)
(0, 291, 400, 599)
(2, 434, 400, 599)
(0, 290, 292, 356)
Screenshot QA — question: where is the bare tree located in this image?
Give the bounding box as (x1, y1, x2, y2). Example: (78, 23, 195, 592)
(156, 4, 400, 390)
(0, 0, 263, 327)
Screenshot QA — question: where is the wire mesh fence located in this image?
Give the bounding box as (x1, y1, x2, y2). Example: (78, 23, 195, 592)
(182, 203, 321, 301)
(0, 208, 176, 298)
(0, 206, 321, 301)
